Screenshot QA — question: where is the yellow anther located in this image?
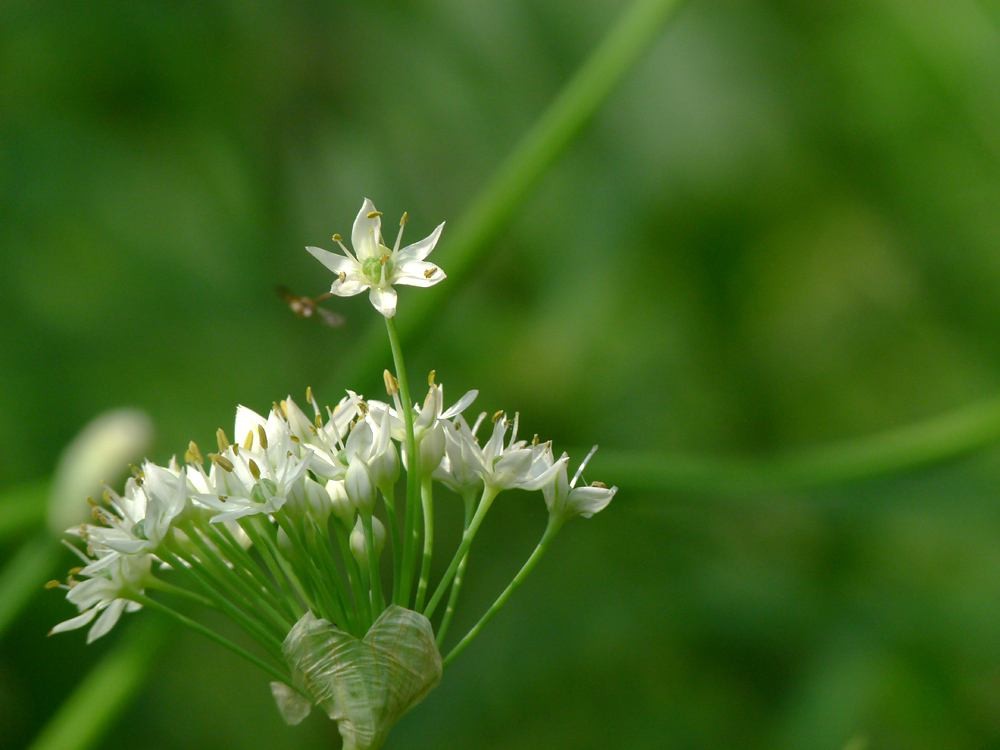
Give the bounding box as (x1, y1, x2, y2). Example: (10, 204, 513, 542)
(232, 443, 240, 456)
(44, 580, 62, 590)
(400, 211, 409, 226)
(338, 271, 346, 283)
(492, 410, 504, 423)
(185, 441, 203, 465)
(306, 386, 315, 405)
(332, 233, 342, 242)
(379, 253, 390, 266)
(367, 210, 382, 219)
(257, 425, 268, 450)
(86, 496, 98, 507)
(290, 434, 301, 443)
(531, 434, 540, 446)
(216, 428, 230, 452)
(315, 414, 324, 428)
(210, 453, 235, 472)
(591, 480, 608, 489)
(428, 369, 436, 386)
(423, 268, 436, 279)
(68, 567, 82, 575)
(383, 369, 399, 396)
(217, 495, 228, 502)
(241, 430, 252, 451)
(248, 459, 261, 480)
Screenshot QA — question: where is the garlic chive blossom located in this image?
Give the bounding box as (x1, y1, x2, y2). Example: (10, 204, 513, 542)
(305, 198, 446, 318)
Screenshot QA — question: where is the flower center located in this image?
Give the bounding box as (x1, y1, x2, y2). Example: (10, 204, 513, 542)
(362, 251, 393, 285)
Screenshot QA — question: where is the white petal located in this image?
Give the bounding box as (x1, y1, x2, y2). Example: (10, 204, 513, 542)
(441, 390, 478, 420)
(305, 246, 355, 275)
(331, 274, 369, 297)
(397, 221, 444, 262)
(394, 260, 446, 288)
(87, 599, 127, 643)
(50, 608, 99, 635)
(567, 485, 617, 518)
(352, 198, 382, 260)
(234, 406, 267, 449)
(369, 286, 397, 318)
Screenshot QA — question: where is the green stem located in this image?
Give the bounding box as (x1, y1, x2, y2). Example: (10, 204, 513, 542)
(595, 394, 1000, 496)
(336, 0, 687, 390)
(0, 533, 61, 639)
(130, 593, 290, 684)
(414, 477, 435, 611)
(424, 485, 499, 620)
(444, 518, 562, 666)
(385, 316, 421, 608)
(29, 618, 169, 750)
(436, 489, 476, 645)
(379, 485, 402, 604)
(0, 479, 47, 544)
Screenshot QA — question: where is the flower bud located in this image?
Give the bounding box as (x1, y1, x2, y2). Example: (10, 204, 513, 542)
(419, 425, 446, 473)
(350, 516, 386, 568)
(345, 456, 376, 515)
(369, 440, 399, 490)
(303, 476, 331, 522)
(326, 480, 354, 526)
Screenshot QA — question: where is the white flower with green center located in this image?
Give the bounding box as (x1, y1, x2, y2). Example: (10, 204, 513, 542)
(306, 198, 446, 318)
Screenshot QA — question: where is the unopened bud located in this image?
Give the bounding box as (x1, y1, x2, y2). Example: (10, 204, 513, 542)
(345, 456, 376, 515)
(350, 516, 386, 568)
(326, 479, 354, 526)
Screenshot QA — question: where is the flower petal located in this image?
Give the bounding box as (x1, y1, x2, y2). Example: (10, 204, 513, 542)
(87, 599, 127, 643)
(49, 608, 99, 635)
(352, 198, 382, 260)
(440, 390, 478, 420)
(305, 246, 355, 275)
(394, 260, 446, 288)
(331, 274, 369, 297)
(566, 485, 617, 518)
(369, 286, 397, 318)
(397, 221, 444, 263)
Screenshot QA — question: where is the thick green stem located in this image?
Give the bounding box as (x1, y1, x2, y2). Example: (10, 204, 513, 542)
(424, 485, 499, 620)
(444, 518, 562, 666)
(30, 618, 169, 750)
(336, 0, 687, 390)
(414, 477, 435, 611)
(385, 316, 421, 607)
(0, 533, 61, 639)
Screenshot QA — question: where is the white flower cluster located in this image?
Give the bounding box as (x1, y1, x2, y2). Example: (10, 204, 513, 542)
(51, 379, 616, 643)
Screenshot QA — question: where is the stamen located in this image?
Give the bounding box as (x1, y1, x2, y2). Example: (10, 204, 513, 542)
(492, 410, 504, 423)
(379, 253, 390, 266)
(367, 210, 382, 219)
(257, 425, 268, 450)
(248, 459, 261, 480)
(185, 441, 203, 465)
(44, 580, 62, 590)
(423, 267, 436, 279)
(216, 428, 230, 452)
(393, 211, 408, 252)
(210, 454, 235, 472)
(531, 434, 540, 446)
(571, 445, 600, 488)
(590, 481, 608, 489)
(232, 443, 240, 457)
(338, 271, 347, 284)
(384, 369, 399, 396)
(243, 430, 255, 450)
(331, 233, 342, 242)
(428, 369, 436, 386)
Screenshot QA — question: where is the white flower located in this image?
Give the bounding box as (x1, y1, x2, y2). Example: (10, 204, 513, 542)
(306, 198, 446, 318)
(196, 406, 309, 523)
(541, 445, 617, 524)
(50, 553, 149, 643)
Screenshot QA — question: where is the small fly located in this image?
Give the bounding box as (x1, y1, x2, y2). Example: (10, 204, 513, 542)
(275, 286, 345, 328)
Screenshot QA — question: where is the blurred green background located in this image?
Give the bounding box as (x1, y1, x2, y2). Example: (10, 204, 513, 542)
(3, 0, 1000, 747)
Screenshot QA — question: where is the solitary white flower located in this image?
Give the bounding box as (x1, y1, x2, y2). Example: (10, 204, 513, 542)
(306, 198, 446, 318)
(541, 445, 617, 524)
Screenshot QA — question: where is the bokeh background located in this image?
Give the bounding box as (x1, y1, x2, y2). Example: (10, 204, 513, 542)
(3, 0, 1000, 747)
